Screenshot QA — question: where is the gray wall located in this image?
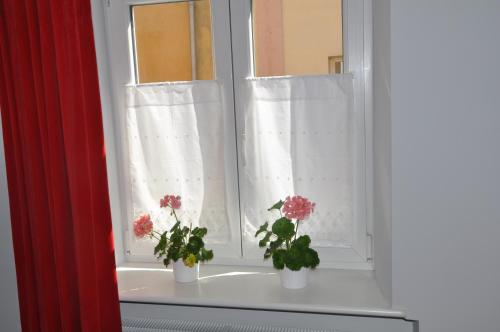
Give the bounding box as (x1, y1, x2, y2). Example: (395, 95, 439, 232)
(390, 0, 500, 331)
(91, 0, 125, 265)
(0, 124, 21, 331)
(372, 0, 392, 304)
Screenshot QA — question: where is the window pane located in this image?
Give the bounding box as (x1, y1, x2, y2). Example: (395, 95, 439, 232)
(132, 0, 214, 83)
(252, 0, 343, 77)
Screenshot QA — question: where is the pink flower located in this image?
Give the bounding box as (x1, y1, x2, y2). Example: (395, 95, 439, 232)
(133, 214, 153, 238)
(170, 195, 181, 209)
(282, 195, 315, 221)
(160, 194, 182, 209)
(160, 196, 170, 208)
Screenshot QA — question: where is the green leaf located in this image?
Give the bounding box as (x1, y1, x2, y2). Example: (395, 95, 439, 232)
(293, 235, 311, 249)
(200, 248, 214, 261)
(268, 200, 284, 211)
(258, 231, 272, 247)
(154, 233, 167, 256)
(272, 249, 286, 270)
(255, 222, 269, 237)
(154, 242, 161, 256)
(163, 257, 171, 267)
(170, 221, 180, 232)
(271, 217, 295, 239)
(167, 245, 181, 261)
(303, 248, 320, 268)
(178, 246, 187, 259)
(182, 226, 190, 236)
(191, 227, 208, 238)
(284, 247, 303, 271)
(170, 230, 184, 244)
(187, 236, 204, 253)
(263, 248, 273, 259)
(269, 239, 283, 250)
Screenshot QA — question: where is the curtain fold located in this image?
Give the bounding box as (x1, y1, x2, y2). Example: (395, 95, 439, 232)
(125, 81, 230, 255)
(0, 0, 121, 331)
(242, 75, 354, 255)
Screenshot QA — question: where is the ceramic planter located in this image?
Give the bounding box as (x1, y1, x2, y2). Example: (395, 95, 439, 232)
(172, 260, 199, 283)
(280, 267, 309, 289)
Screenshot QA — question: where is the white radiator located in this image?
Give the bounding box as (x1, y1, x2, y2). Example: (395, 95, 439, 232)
(122, 317, 342, 332)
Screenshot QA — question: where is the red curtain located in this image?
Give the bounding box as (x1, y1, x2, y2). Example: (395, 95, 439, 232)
(0, 0, 121, 331)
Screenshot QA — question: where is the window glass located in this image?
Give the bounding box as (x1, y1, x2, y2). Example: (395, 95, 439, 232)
(132, 0, 214, 83)
(252, 0, 343, 77)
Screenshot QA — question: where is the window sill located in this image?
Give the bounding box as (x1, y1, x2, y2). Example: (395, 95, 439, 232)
(117, 263, 404, 318)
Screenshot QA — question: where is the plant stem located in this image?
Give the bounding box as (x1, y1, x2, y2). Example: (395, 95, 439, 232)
(171, 207, 180, 223)
(150, 233, 161, 241)
(187, 222, 192, 243)
(293, 220, 300, 242)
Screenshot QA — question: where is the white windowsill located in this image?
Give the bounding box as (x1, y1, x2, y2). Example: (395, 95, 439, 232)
(118, 263, 404, 318)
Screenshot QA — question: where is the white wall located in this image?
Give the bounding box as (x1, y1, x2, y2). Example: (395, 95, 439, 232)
(390, 1, 500, 331)
(0, 124, 21, 331)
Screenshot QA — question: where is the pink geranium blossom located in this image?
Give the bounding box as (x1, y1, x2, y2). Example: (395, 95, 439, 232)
(282, 195, 315, 221)
(160, 196, 169, 208)
(133, 214, 153, 238)
(160, 195, 182, 209)
(169, 195, 181, 209)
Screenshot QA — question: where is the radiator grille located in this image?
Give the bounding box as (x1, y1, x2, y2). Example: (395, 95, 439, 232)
(122, 317, 343, 332)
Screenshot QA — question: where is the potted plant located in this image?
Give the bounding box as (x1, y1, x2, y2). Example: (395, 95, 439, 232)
(255, 195, 320, 289)
(132, 194, 214, 283)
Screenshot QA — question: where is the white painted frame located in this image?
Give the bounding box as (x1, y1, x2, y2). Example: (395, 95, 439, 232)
(99, 0, 374, 269)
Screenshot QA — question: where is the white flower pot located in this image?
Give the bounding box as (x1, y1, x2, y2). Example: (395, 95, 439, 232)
(280, 267, 309, 289)
(173, 260, 199, 283)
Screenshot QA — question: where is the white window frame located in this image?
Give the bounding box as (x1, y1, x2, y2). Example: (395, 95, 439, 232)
(101, 0, 374, 270)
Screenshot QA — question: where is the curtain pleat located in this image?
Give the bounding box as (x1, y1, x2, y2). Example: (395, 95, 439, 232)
(0, 0, 121, 331)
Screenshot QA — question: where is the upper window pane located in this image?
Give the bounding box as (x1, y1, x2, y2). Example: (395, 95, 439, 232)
(132, 0, 214, 83)
(252, 0, 343, 77)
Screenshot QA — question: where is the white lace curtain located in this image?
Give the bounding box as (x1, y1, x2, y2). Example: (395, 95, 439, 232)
(125, 81, 230, 255)
(124, 75, 355, 256)
(242, 75, 354, 253)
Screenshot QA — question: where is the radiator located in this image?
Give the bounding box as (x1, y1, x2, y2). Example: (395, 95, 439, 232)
(122, 317, 343, 332)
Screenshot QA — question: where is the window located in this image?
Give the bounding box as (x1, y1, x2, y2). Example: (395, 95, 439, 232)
(132, 1, 214, 82)
(103, 0, 372, 269)
(252, 0, 343, 77)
